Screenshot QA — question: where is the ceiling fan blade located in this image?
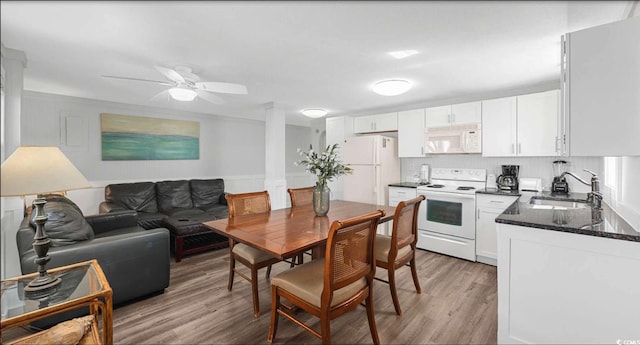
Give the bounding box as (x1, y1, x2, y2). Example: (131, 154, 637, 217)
(196, 89, 225, 104)
(154, 65, 185, 83)
(195, 82, 248, 95)
(102, 75, 173, 86)
(150, 89, 170, 102)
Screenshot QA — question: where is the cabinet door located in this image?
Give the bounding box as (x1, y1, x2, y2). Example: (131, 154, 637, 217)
(517, 90, 559, 156)
(476, 208, 501, 262)
(373, 112, 398, 132)
(425, 105, 452, 127)
(353, 116, 374, 133)
(452, 101, 481, 124)
(566, 17, 640, 156)
(398, 109, 426, 157)
(482, 97, 517, 157)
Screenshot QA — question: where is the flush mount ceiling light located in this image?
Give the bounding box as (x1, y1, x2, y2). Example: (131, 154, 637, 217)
(301, 108, 328, 118)
(372, 79, 412, 96)
(388, 50, 418, 59)
(168, 86, 197, 101)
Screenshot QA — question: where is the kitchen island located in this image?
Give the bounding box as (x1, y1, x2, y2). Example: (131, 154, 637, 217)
(494, 193, 639, 344)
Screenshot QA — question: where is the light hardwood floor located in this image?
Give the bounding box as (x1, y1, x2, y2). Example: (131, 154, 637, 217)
(112, 248, 497, 344)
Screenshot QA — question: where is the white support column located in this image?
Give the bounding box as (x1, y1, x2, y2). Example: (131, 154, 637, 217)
(1, 44, 27, 286)
(264, 102, 287, 209)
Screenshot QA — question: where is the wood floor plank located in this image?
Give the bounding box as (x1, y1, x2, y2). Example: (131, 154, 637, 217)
(111, 248, 497, 344)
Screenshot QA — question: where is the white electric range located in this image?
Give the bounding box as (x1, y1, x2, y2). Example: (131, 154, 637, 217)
(416, 168, 486, 261)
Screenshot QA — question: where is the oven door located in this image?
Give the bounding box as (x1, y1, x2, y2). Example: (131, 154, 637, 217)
(417, 190, 476, 239)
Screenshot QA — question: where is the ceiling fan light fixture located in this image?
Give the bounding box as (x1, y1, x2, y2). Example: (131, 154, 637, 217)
(372, 79, 412, 96)
(301, 108, 328, 118)
(168, 86, 197, 101)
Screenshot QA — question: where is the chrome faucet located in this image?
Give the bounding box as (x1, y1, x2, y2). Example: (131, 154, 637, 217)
(560, 169, 603, 209)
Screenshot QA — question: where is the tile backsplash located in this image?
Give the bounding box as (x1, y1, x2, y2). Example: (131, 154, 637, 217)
(402, 155, 602, 193)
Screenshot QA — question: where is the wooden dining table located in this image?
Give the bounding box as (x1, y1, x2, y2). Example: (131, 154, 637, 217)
(202, 200, 397, 260)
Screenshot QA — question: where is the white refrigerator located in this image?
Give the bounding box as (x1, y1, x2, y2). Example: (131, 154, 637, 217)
(342, 135, 400, 206)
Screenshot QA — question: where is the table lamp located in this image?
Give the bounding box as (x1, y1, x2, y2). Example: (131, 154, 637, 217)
(1, 146, 91, 295)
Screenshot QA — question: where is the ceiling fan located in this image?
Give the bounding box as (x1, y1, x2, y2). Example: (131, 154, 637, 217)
(102, 65, 248, 104)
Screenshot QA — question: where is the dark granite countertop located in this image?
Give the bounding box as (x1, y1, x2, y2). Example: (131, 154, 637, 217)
(495, 192, 640, 242)
(477, 188, 521, 196)
(388, 182, 427, 188)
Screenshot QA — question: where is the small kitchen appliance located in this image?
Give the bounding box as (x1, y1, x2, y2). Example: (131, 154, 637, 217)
(551, 160, 570, 193)
(496, 165, 519, 191)
(420, 164, 430, 184)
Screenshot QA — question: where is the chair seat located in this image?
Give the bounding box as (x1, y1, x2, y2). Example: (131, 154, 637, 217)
(232, 243, 277, 264)
(271, 259, 366, 308)
(375, 235, 411, 264)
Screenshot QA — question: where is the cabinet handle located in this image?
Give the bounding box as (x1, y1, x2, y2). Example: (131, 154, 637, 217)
(448, 114, 451, 123)
(477, 209, 480, 220)
(518, 143, 522, 154)
(490, 200, 504, 203)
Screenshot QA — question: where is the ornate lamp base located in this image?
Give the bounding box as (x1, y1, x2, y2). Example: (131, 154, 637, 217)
(24, 198, 61, 297)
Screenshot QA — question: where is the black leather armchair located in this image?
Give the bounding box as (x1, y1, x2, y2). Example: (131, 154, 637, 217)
(17, 195, 170, 307)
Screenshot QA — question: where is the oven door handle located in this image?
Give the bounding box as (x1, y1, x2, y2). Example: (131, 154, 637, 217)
(418, 190, 477, 200)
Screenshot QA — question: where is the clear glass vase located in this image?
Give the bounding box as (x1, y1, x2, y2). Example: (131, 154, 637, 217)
(313, 183, 330, 216)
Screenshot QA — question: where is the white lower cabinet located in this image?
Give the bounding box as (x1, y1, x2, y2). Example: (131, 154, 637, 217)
(475, 193, 518, 265)
(497, 223, 640, 344)
(386, 186, 417, 235)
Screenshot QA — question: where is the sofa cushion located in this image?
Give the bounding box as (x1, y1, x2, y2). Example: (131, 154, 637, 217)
(202, 204, 229, 219)
(105, 182, 158, 213)
(162, 208, 205, 218)
(190, 179, 225, 209)
(156, 180, 193, 213)
(137, 212, 168, 230)
(30, 198, 95, 247)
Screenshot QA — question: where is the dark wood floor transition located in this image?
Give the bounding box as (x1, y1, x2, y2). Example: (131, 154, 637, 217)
(113, 248, 497, 344)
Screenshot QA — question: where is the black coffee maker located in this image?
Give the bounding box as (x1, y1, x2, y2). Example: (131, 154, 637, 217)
(496, 165, 519, 191)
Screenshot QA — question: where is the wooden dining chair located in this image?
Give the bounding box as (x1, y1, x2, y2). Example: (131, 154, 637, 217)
(268, 210, 385, 345)
(225, 191, 282, 318)
(287, 186, 315, 265)
(374, 195, 425, 315)
(287, 186, 314, 207)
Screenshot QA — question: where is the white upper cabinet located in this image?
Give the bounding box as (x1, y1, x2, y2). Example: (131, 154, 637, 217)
(482, 96, 517, 156)
(426, 101, 481, 128)
(517, 90, 559, 156)
(482, 90, 559, 157)
(353, 112, 398, 133)
(562, 17, 640, 156)
(397, 108, 426, 157)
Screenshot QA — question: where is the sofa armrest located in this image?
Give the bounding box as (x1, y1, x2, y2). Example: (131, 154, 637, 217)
(99, 201, 127, 214)
(219, 192, 229, 206)
(85, 210, 139, 235)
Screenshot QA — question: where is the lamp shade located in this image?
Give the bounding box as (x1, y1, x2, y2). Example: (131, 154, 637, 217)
(1, 146, 91, 197)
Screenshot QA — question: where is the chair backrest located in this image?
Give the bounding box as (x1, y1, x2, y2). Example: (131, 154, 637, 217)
(390, 195, 425, 258)
(225, 191, 271, 218)
(323, 210, 384, 301)
(287, 186, 314, 207)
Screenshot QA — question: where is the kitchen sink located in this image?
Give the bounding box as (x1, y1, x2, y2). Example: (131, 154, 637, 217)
(529, 197, 590, 210)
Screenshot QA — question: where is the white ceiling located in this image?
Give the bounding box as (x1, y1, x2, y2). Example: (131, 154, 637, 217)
(0, 1, 634, 126)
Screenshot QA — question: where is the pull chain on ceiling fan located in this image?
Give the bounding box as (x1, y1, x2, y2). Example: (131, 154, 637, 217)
(102, 65, 248, 104)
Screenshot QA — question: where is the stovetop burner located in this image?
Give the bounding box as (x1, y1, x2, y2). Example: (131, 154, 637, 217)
(457, 186, 476, 191)
(428, 184, 445, 188)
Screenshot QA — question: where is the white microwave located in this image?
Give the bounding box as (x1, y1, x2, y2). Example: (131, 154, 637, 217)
(424, 123, 482, 154)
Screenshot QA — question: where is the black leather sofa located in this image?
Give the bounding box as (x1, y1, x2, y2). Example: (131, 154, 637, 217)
(98, 178, 229, 261)
(17, 194, 170, 327)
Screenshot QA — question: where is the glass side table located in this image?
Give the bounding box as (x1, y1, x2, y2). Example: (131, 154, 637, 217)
(1, 259, 113, 344)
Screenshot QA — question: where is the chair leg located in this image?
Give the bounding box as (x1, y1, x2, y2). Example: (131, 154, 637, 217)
(267, 286, 280, 343)
(320, 312, 331, 345)
(365, 291, 380, 345)
(228, 254, 235, 291)
(251, 266, 260, 318)
(410, 257, 422, 294)
(388, 268, 402, 315)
